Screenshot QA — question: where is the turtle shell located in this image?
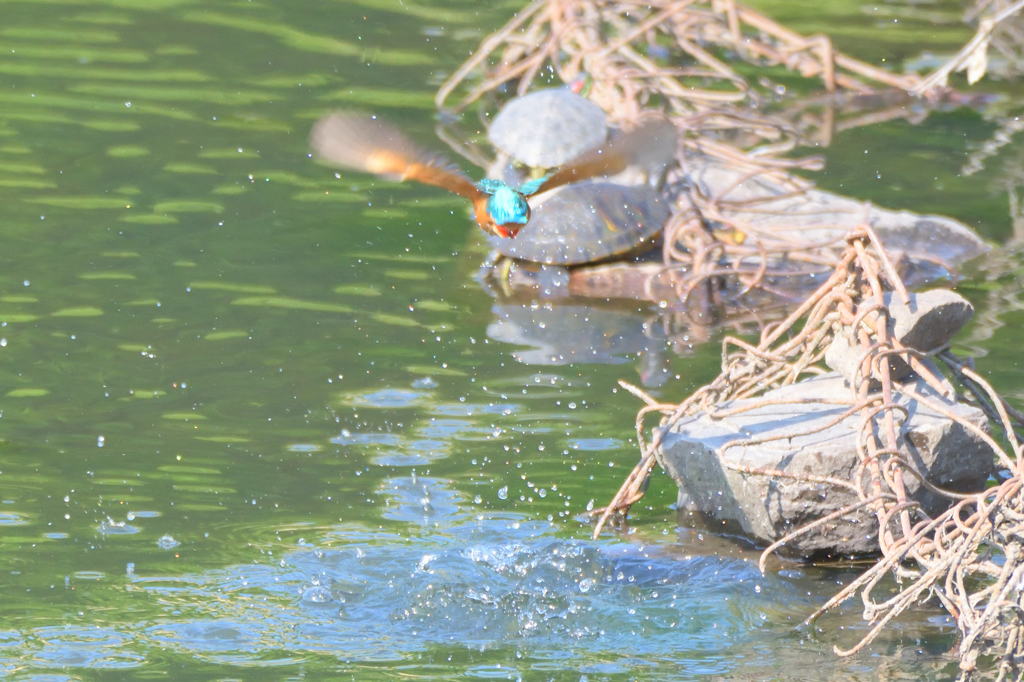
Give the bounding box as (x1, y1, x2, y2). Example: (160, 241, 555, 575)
(488, 88, 608, 169)
(487, 183, 671, 265)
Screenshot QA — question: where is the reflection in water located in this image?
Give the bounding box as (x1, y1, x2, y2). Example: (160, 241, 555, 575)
(485, 300, 776, 387)
(487, 303, 658, 366)
(379, 476, 470, 524)
(342, 388, 430, 409)
(0, 512, 28, 526)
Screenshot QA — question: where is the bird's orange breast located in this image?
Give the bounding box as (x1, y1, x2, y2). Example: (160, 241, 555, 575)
(471, 197, 524, 239)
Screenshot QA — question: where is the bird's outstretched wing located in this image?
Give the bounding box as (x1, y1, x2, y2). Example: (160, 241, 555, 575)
(526, 117, 678, 196)
(310, 112, 482, 201)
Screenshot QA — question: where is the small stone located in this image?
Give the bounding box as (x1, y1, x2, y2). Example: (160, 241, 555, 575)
(825, 289, 973, 386)
(824, 329, 905, 386)
(885, 290, 973, 355)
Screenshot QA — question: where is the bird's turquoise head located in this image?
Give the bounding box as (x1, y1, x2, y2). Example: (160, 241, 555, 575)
(476, 177, 549, 234)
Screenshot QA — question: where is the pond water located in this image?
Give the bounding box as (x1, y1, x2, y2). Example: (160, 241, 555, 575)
(0, 0, 1021, 679)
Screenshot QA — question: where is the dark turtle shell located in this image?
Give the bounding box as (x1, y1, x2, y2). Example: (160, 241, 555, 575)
(487, 183, 671, 265)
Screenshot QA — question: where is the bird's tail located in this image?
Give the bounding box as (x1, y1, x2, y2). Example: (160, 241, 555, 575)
(310, 111, 481, 201)
(310, 112, 431, 180)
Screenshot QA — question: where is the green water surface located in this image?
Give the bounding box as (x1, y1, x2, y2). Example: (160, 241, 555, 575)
(0, 0, 1020, 679)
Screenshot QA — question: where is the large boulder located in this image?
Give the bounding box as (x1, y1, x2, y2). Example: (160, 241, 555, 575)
(655, 372, 992, 557)
(688, 159, 989, 282)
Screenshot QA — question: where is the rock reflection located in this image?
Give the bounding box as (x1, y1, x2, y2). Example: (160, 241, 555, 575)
(488, 304, 654, 366)
(332, 419, 501, 467)
(957, 143, 1024, 366)
(485, 301, 775, 387)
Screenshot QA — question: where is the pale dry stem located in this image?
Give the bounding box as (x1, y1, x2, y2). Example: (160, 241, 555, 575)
(601, 228, 1024, 677)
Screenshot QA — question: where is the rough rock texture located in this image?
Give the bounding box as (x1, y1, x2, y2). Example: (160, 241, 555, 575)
(825, 290, 975, 384)
(886, 290, 974, 354)
(825, 331, 905, 384)
(655, 372, 992, 557)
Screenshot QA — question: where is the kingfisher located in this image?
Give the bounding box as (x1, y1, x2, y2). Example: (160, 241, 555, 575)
(309, 112, 676, 239)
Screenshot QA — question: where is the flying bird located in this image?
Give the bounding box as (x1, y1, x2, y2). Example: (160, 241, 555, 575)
(309, 112, 677, 239)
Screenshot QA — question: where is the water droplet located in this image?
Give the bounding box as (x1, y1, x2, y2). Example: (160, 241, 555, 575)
(497, 486, 508, 500)
(157, 534, 179, 550)
(301, 585, 332, 603)
(579, 578, 594, 593)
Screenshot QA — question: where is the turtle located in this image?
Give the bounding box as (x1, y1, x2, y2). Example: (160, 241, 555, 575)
(487, 182, 672, 265)
(309, 109, 672, 239)
(483, 89, 677, 267)
(488, 87, 609, 172)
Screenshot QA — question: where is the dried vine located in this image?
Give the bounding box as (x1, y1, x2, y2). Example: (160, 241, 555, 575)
(436, 0, 981, 306)
(598, 227, 1024, 679)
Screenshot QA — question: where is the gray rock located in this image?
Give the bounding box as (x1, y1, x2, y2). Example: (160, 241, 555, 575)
(655, 372, 992, 557)
(687, 160, 988, 285)
(824, 329, 903, 385)
(886, 290, 974, 355)
(825, 289, 974, 385)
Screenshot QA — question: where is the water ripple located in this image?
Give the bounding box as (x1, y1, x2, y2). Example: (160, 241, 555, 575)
(343, 389, 428, 409)
(0, 512, 28, 526)
(28, 626, 144, 669)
